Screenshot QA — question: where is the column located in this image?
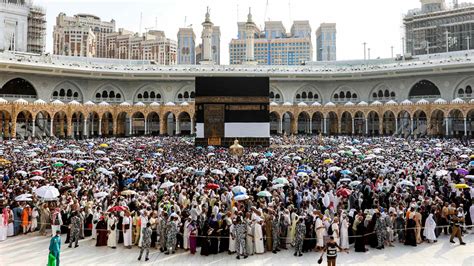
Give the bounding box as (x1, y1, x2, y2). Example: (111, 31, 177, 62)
(66, 118, 73, 138)
(144, 118, 147, 135)
(175, 118, 180, 135)
(323, 117, 327, 135)
(129, 118, 132, 135)
(190, 117, 195, 135)
(395, 118, 398, 135)
(365, 119, 369, 135)
(411, 118, 414, 135)
(278, 118, 283, 134)
(112, 117, 117, 136)
(159, 118, 166, 135)
(32, 119, 35, 138)
(83, 119, 88, 138)
(59, 118, 65, 138)
(445, 117, 449, 137)
(10, 119, 16, 139)
(351, 118, 355, 135)
(464, 117, 467, 136)
(50, 118, 54, 137)
(308, 118, 312, 134)
(98, 118, 102, 136)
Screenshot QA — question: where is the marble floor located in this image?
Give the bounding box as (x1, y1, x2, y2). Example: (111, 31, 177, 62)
(0, 233, 472, 266)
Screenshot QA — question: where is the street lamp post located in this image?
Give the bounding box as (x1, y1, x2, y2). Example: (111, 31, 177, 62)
(466, 36, 471, 51)
(363, 42, 367, 60)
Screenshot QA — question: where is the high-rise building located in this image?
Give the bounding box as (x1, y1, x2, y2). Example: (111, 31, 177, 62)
(212, 26, 220, 64)
(195, 43, 202, 64)
(0, 0, 46, 53)
(106, 28, 177, 65)
(316, 23, 336, 61)
(200, 7, 214, 64)
(229, 19, 313, 65)
(53, 13, 115, 58)
(27, 5, 46, 54)
(177, 27, 196, 64)
(404, 0, 474, 55)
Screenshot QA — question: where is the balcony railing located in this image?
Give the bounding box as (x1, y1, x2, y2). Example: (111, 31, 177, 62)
(0, 94, 36, 99)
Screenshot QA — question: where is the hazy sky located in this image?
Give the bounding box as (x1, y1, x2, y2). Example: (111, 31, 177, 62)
(34, 0, 458, 64)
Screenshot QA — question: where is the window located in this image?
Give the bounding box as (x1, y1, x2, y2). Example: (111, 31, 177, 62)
(466, 86, 472, 94)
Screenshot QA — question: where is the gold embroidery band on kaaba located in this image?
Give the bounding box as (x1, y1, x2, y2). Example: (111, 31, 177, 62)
(195, 96, 269, 104)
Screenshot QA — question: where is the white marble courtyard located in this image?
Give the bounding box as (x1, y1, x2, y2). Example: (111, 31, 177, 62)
(0, 233, 472, 266)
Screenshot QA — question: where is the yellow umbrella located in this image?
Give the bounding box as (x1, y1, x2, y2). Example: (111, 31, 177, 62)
(324, 159, 334, 164)
(157, 148, 164, 152)
(75, 167, 86, 172)
(99, 143, 109, 148)
(454, 184, 469, 189)
(470, 155, 474, 159)
(297, 148, 305, 153)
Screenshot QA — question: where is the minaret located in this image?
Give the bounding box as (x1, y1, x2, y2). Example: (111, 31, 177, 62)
(244, 8, 257, 65)
(200, 7, 214, 65)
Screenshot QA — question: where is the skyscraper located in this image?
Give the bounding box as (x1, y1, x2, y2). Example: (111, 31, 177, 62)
(53, 13, 115, 58)
(177, 27, 196, 64)
(229, 19, 313, 65)
(316, 23, 336, 61)
(211, 26, 221, 64)
(404, 0, 474, 55)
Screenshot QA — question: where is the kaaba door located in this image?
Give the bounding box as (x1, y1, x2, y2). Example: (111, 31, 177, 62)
(204, 104, 225, 140)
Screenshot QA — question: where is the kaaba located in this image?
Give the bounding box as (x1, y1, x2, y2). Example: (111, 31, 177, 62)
(195, 77, 270, 147)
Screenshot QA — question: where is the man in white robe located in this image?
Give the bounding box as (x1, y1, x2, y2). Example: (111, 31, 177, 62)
(107, 214, 117, 248)
(315, 214, 325, 250)
(123, 212, 132, 248)
(423, 213, 437, 243)
(0, 207, 8, 241)
(254, 218, 265, 254)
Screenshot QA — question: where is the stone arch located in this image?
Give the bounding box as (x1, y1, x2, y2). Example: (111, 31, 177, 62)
(282, 111, 295, 135)
(0, 110, 12, 138)
(116, 111, 129, 136)
(430, 109, 445, 137)
(340, 111, 353, 135)
(52, 111, 68, 138)
(453, 76, 474, 100)
(0, 77, 38, 100)
(270, 86, 284, 103)
(297, 111, 311, 134)
(327, 111, 338, 135)
(147, 112, 160, 135)
(448, 108, 464, 137)
(382, 110, 396, 135)
(331, 85, 359, 103)
(163, 111, 176, 136)
(270, 111, 280, 134)
(71, 111, 85, 138)
(134, 84, 164, 103)
(397, 110, 411, 137)
(177, 111, 192, 135)
(94, 83, 125, 103)
(101, 112, 114, 136)
(354, 111, 365, 135)
(367, 111, 380, 135)
(15, 110, 33, 139)
(294, 85, 322, 104)
(370, 83, 396, 102)
(175, 85, 195, 103)
(34, 110, 51, 138)
(51, 81, 83, 102)
(87, 111, 101, 137)
(131, 111, 145, 135)
(311, 111, 324, 134)
(413, 110, 428, 137)
(408, 79, 441, 100)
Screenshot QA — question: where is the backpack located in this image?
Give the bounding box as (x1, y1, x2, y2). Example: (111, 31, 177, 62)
(327, 223, 334, 236)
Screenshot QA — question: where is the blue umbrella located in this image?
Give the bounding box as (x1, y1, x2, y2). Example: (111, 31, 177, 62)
(195, 170, 206, 176)
(244, 165, 254, 171)
(207, 146, 215, 151)
(124, 178, 137, 186)
(469, 161, 474, 166)
(340, 169, 352, 175)
(264, 152, 273, 157)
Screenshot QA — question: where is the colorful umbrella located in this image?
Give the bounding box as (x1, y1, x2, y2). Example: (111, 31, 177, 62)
(456, 168, 469, 176)
(454, 184, 469, 189)
(273, 177, 289, 185)
(232, 186, 247, 194)
(52, 162, 64, 167)
(336, 188, 352, 197)
(75, 167, 86, 172)
(257, 191, 272, 197)
(107, 206, 128, 212)
(324, 159, 334, 164)
(99, 143, 109, 148)
(206, 183, 220, 190)
(256, 175, 267, 181)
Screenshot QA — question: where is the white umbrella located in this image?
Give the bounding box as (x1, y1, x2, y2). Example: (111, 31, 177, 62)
(257, 191, 272, 197)
(234, 194, 249, 201)
(436, 170, 449, 177)
(185, 167, 196, 173)
(113, 163, 124, 168)
(226, 168, 239, 174)
(259, 158, 269, 164)
(256, 175, 268, 181)
(142, 173, 155, 179)
(292, 156, 302, 161)
(460, 154, 469, 159)
(160, 181, 175, 189)
(94, 192, 108, 198)
(15, 170, 27, 176)
(339, 178, 352, 183)
(15, 195, 32, 201)
(94, 150, 106, 155)
(161, 169, 172, 174)
(232, 186, 247, 194)
(35, 185, 60, 200)
(272, 184, 285, 189)
(250, 152, 259, 157)
(328, 166, 342, 172)
(349, 181, 361, 187)
(30, 176, 45, 181)
(211, 169, 225, 175)
(282, 156, 291, 161)
(122, 161, 131, 165)
(398, 180, 415, 187)
(465, 175, 474, 179)
(273, 178, 289, 185)
(297, 172, 308, 177)
(207, 153, 215, 157)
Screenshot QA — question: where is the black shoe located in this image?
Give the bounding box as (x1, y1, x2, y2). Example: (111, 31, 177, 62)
(68, 245, 72, 248)
(164, 252, 169, 255)
(111, 247, 116, 249)
(145, 258, 149, 261)
(137, 257, 141, 261)
(272, 250, 277, 254)
(298, 253, 303, 257)
(172, 251, 175, 254)
(450, 240, 455, 243)
(236, 256, 240, 260)
(376, 246, 383, 250)
(228, 251, 232, 255)
(276, 249, 281, 252)
(74, 245, 79, 248)
(244, 256, 248, 259)
(460, 242, 466, 245)
(294, 252, 297, 256)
